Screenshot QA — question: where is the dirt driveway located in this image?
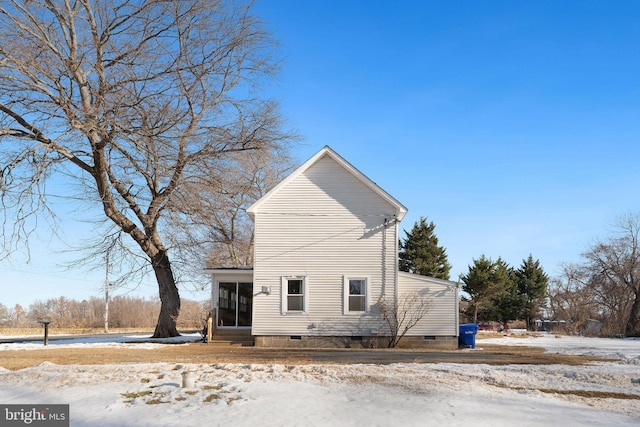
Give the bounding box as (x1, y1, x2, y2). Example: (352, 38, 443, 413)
(0, 342, 606, 370)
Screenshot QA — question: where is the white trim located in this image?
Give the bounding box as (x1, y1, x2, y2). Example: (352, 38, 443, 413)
(343, 275, 370, 314)
(204, 267, 253, 274)
(281, 276, 308, 315)
(397, 271, 459, 288)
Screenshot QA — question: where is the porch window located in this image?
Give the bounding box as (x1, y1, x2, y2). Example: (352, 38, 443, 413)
(281, 277, 307, 314)
(344, 277, 369, 314)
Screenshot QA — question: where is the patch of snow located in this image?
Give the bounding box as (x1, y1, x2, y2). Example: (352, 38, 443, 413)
(480, 333, 640, 364)
(0, 333, 202, 351)
(1, 334, 639, 426)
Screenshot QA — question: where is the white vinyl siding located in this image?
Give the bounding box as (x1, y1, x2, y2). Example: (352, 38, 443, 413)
(212, 147, 460, 342)
(252, 155, 398, 336)
(397, 272, 459, 336)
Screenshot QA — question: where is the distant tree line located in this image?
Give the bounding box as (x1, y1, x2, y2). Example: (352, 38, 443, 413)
(0, 296, 209, 331)
(547, 213, 640, 337)
(398, 217, 548, 330)
(460, 254, 548, 330)
(399, 213, 640, 337)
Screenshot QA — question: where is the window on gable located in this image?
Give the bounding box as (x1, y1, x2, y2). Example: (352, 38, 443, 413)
(344, 277, 368, 313)
(282, 277, 306, 313)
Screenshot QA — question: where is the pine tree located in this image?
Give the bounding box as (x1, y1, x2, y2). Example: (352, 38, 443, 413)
(514, 254, 549, 329)
(398, 217, 451, 280)
(461, 255, 509, 323)
(489, 262, 523, 328)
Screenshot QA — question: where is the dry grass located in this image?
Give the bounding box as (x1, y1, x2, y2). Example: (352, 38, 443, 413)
(537, 389, 640, 400)
(0, 342, 607, 371)
(120, 391, 152, 399)
(491, 384, 640, 400)
(203, 394, 220, 403)
(0, 327, 155, 336)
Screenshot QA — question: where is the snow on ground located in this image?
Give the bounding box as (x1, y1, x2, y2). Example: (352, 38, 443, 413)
(0, 333, 202, 351)
(479, 333, 640, 364)
(1, 333, 639, 427)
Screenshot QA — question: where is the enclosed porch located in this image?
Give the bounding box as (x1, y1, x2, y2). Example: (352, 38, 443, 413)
(205, 268, 255, 345)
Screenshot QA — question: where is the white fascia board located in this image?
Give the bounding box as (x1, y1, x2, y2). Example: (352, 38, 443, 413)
(203, 268, 254, 277)
(398, 271, 460, 288)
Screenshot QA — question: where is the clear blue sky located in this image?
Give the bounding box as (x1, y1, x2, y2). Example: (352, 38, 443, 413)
(254, 0, 640, 275)
(2, 1, 640, 309)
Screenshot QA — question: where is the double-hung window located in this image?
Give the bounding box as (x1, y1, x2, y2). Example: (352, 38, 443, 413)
(281, 276, 307, 314)
(344, 277, 369, 314)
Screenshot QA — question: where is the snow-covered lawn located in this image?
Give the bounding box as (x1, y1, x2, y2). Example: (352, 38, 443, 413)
(1, 334, 639, 426)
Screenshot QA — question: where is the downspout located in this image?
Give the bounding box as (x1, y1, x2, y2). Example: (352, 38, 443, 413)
(456, 274, 462, 337)
(393, 217, 399, 307)
(381, 218, 387, 297)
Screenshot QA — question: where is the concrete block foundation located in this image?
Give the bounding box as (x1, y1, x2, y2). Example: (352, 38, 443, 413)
(254, 335, 457, 350)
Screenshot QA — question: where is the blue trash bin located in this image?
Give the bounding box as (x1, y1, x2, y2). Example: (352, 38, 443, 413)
(459, 323, 478, 349)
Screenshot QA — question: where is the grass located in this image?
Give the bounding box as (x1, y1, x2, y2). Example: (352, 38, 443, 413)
(145, 399, 169, 405)
(492, 384, 640, 400)
(120, 391, 153, 399)
(0, 342, 608, 371)
(537, 389, 640, 400)
(0, 327, 156, 336)
(201, 385, 223, 391)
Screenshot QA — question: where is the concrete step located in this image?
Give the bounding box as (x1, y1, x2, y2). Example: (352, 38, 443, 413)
(209, 329, 254, 346)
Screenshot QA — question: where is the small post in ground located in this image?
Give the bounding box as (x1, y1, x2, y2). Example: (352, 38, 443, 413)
(207, 311, 213, 344)
(37, 317, 52, 346)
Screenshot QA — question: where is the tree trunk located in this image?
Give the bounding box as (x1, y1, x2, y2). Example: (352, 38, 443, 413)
(151, 251, 181, 338)
(625, 291, 640, 337)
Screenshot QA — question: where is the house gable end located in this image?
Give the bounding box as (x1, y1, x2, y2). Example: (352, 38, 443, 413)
(247, 146, 407, 220)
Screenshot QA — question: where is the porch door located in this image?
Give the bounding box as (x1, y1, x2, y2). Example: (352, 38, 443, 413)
(218, 282, 252, 328)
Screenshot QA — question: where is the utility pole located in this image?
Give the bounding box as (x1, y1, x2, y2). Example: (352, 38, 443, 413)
(105, 252, 109, 333)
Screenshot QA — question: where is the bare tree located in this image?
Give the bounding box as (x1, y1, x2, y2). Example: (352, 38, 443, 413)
(170, 148, 295, 270)
(0, 303, 9, 325)
(547, 263, 600, 334)
(176, 299, 210, 331)
(582, 213, 640, 336)
(0, 1, 294, 337)
(7, 304, 28, 328)
(547, 214, 640, 336)
(375, 292, 432, 348)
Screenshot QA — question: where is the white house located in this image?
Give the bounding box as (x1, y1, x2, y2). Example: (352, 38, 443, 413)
(206, 146, 459, 348)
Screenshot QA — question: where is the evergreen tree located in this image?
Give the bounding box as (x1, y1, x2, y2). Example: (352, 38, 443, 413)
(489, 263, 523, 328)
(461, 255, 506, 323)
(515, 254, 549, 329)
(398, 217, 451, 280)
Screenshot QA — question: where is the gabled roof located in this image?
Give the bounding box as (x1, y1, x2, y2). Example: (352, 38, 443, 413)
(247, 145, 407, 221)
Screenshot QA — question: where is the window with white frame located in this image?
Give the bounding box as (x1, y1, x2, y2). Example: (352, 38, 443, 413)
(344, 277, 368, 313)
(281, 277, 306, 313)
